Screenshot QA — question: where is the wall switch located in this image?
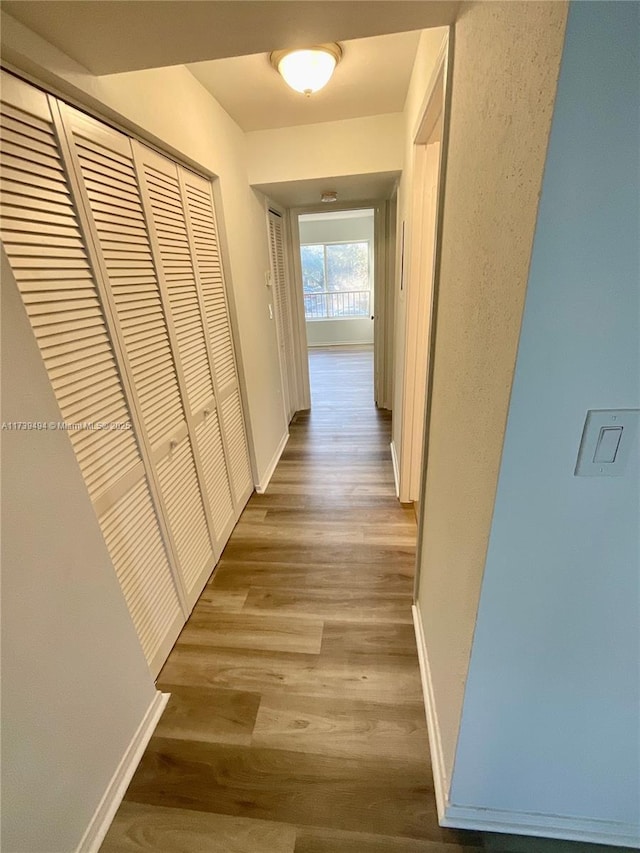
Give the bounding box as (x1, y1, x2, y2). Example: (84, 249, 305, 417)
(593, 426, 623, 463)
(575, 409, 639, 476)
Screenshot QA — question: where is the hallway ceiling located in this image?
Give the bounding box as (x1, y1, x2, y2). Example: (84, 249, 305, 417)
(2, 1, 458, 76)
(188, 31, 420, 131)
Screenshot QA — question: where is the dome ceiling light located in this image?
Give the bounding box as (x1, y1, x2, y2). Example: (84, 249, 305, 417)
(270, 44, 342, 97)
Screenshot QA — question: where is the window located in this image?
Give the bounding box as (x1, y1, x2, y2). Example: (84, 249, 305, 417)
(301, 241, 371, 320)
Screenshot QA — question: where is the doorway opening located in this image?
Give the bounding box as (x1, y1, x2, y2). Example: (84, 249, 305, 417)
(299, 208, 375, 349)
(287, 203, 393, 413)
(298, 208, 376, 411)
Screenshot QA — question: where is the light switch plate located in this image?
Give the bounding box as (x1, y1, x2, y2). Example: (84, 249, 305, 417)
(575, 409, 640, 476)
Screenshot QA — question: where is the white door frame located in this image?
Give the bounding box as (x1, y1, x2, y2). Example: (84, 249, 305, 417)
(398, 31, 452, 505)
(411, 30, 454, 602)
(266, 201, 296, 423)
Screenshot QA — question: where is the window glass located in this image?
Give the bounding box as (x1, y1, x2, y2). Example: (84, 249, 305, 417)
(301, 244, 325, 294)
(300, 241, 371, 320)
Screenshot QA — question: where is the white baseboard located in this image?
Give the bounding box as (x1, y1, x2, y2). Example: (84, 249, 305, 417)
(443, 803, 640, 849)
(255, 431, 289, 494)
(75, 691, 170, 853)
(411, 606, 639, 849)
(390, 440, 400, 499)
(412, 604, 448, 820)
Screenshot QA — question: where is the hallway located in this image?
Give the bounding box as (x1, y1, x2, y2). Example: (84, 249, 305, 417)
(100, 345, 478, 852)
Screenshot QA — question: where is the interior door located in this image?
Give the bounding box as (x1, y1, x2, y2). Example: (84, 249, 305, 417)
(0, 72, 185, 675)
(268, 208, 296, 423)
(57, 101, 216, 610)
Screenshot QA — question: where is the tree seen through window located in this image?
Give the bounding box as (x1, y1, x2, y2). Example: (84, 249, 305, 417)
(301, 241, 370, 319)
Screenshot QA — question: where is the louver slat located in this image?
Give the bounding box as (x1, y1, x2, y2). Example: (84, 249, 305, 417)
(156, 435, 214, 595)
(63, 107, 185, 450)
(181, 174, 237, 394)
(195, 410, 234, 541)
(0, 96, 138, 504)
(100, 479, 182, 667)
(220, 389, 253, 504)
(136, 149, 214, 415)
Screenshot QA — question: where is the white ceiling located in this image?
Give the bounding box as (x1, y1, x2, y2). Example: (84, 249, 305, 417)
(187, 31, 420, 132)
(254, 171, 399, 207)
(2, 1, 458, 75)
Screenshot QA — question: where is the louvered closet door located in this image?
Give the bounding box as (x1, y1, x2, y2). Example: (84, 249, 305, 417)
(268, 210, 296, 423)
(0, 71, 184, 676)
(180, 170, 253, 506)
(57, 102, 215, 608)
(132, 143, 235, 550)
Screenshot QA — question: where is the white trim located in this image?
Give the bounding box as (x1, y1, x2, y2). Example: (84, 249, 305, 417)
(442, 803, 640, 849)
(390, 440, 400, 499)
(255, 430, 289, 494)
(75, 691, 170, 853)
(411, 604, 640, 849)
(412, 604, 448, 821)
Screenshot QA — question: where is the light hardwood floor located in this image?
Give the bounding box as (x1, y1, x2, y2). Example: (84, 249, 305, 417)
(101, 347, 619, 853)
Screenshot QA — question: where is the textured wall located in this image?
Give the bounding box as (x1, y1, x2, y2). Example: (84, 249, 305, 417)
(451, 1, 639, 832)
(416, 0, 568, 789)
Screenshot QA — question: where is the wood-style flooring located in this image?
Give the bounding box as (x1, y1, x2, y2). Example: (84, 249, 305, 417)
(101, 347, 613, 853)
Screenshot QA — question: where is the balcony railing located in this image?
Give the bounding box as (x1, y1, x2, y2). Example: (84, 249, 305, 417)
(304, 290, 371, 320)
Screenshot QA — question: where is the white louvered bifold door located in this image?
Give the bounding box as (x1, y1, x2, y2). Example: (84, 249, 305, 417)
(0, 72, 184, 676)
(56, 102, 217, 609)
(132, 142, 236, 551)
(180, 169, 253, 507)
(268, 210, 296, 423)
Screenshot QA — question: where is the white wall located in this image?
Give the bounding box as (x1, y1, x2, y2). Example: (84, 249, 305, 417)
(0, 11, 288, 489)
(413, 0, 567, 797)
(300, 212, 374, 347)
(246, 113, 404, 186)
(1, 252, 159, 852)
(450, 2, 639, 841)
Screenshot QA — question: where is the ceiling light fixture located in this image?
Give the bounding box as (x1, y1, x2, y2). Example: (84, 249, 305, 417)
(320, 191, 338, 203)
(270, 43, 342, 97)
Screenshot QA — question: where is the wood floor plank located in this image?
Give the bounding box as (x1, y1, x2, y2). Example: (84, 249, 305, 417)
(242, 587, 413, 624)
(210, 561, 414, 594)
(153, 686, 261, 746)
(177, 612, 324, 655)
(188, 588, 248, 612)
(321, 621, 420, 658)
(157, 645, 424, 704)
(252, 693, 431, 762)
(220, 539, 416, 567)
(294, 825, 483, 853)
(232, 520, 416, 548)
(124, 737, 435, 840)
(100, 801, 296, 852)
